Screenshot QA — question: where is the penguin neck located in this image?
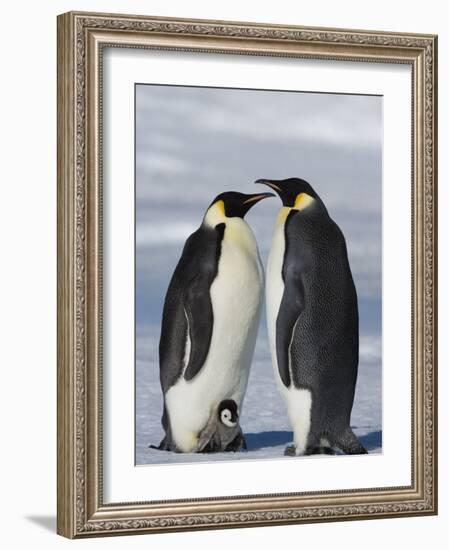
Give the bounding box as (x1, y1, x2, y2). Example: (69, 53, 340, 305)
(276, 207, 292, 227)
(276, 194, 316, 226)
(294, 192, 315, 210)
(204, 200, 227, 228)
(203, 201, 256, 254)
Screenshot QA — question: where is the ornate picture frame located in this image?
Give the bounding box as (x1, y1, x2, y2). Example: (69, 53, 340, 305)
(57, 11, 437, 538)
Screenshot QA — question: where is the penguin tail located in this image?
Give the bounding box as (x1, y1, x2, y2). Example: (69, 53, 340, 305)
(334, 428, 368, 455)
(149, 435, 171, 451)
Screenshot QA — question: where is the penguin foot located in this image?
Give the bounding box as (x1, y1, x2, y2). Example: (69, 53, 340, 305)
(320, 446, 337, 455)
(335, 428, 368, 455)
(343, 446, 368, 455)
(305, 445, 336, 456)
(199, 440, 220, 453)
(225, 432, 247, 452)
(284, 444, 298, 456)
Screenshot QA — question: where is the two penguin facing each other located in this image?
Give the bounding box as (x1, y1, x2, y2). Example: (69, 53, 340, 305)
(152, 178, 367, 457)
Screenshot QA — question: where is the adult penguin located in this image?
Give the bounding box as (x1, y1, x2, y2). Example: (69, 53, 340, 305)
(154, 191, 273, 453)
(255, 177, 367, 456)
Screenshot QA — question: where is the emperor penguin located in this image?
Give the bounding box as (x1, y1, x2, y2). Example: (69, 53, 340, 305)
(256, 177, 367, 457)
(154, 191, 273, 453)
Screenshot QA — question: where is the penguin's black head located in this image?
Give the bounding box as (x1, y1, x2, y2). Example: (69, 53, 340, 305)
(209, 191, 274, 219)
(255, 177, 320, 209)
(218, 399, 239, 428)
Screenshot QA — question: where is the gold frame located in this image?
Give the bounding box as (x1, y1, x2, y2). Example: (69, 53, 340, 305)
(57, 11, 438, 538)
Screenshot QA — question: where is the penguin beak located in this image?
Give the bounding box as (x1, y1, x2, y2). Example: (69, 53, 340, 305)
(238, 192, 274, 218)
(254, 179, 283, 193)
(242, 192, 275, 205)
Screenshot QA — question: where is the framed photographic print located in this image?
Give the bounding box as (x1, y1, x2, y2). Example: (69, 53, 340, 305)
(57, 11, 438, 538)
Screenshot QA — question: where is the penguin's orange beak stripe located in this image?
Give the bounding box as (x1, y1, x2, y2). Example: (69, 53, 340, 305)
(260, 181, 282, 193)
(243, 193, 274, 204)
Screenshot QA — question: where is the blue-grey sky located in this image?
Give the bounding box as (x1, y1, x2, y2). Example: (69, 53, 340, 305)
(135, 84, 382, 335)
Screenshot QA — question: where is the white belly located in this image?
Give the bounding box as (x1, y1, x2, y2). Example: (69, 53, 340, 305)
(266, 209, 312, 454)
(166, 219, 263, 452)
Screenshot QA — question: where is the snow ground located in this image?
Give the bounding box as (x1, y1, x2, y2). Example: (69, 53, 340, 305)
(135, 324, 382, 465)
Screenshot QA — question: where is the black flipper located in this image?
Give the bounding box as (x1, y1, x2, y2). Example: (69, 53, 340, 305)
(159, 223, 225, 393)
(276, 215, 306, 387)
(183, 272, 215, 381)
(276, 279, 305, 387)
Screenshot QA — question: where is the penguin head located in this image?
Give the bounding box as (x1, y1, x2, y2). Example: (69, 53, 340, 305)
(218, 399, 239, 428)
(207, 191, 274, 221)
(255, 177, 323, 211)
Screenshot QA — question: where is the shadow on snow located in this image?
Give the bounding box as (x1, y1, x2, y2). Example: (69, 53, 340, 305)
(359, 429, 382, 451)
(244, 429, 382, 452)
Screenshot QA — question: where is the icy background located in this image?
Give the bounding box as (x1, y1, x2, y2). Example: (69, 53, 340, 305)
(135, 84, 382, 465)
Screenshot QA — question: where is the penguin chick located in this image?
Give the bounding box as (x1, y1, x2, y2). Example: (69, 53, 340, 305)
(195, 400, 247, 453)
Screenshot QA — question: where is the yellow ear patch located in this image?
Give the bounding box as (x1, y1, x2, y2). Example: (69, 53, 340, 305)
(294, 193, 314, 210)
(215, 200, 226, 216)
(204, 199, 227, 227)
